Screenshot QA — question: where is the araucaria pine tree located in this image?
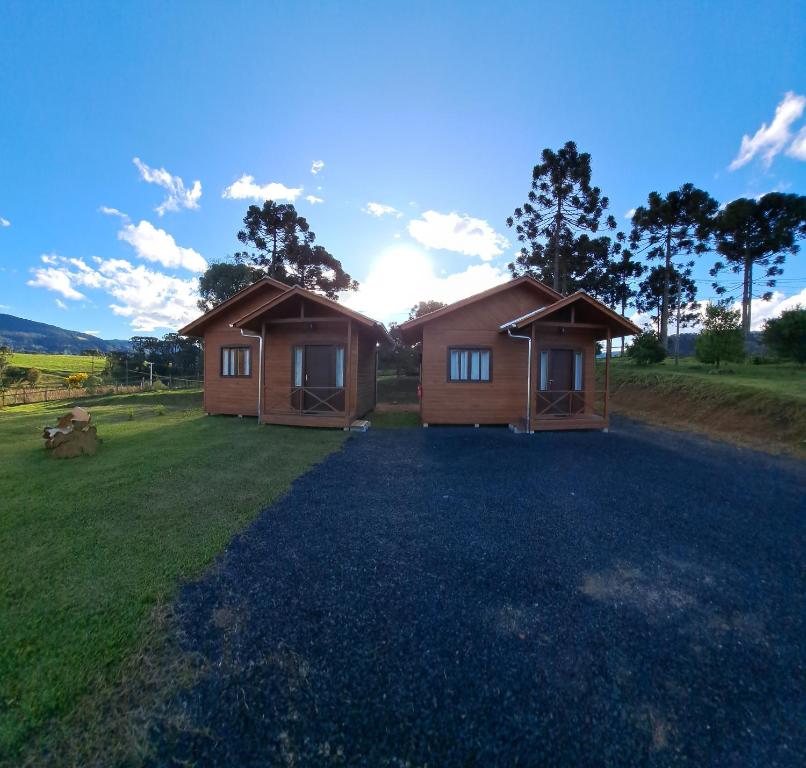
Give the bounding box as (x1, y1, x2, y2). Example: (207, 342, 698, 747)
(710, 193, 806, 343)
(507, 141, 615, 294)
(629, 184, 717, 346)
(235, 201, 358, 299)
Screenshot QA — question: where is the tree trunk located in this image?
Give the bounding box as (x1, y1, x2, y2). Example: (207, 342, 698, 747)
(742, 252, 753, 345)
(660, 227, 672, 347)
(552, 199, 563, 293)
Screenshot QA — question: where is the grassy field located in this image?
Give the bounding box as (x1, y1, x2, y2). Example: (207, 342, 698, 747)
(0, 390, 346, 763)
(608, 356, 806, 400)
(7, 353, 107, 385)
(604, 357, 806, 455)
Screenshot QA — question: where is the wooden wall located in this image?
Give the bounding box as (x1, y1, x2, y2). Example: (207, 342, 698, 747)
(355, 329, 377, 418)
(201, 284, 284, 416)
(420, 282, 552, 425)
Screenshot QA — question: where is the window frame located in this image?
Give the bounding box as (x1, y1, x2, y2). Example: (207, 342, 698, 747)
(220, 345, 252, 378)
(446, 346, 493, 383)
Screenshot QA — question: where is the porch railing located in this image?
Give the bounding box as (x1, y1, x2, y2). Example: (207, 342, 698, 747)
(264, 386, 346, 416)
(535, 389, 607, 419)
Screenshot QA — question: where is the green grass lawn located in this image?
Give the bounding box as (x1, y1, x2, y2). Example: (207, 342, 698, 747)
(8, 353, 107, 386)
(0, 390, 346, 761)
(606, 356, 806, 400)
(370, 411, 420, 428)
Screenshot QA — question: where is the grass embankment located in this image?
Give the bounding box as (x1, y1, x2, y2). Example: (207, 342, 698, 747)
(0, 390, 346, 764)
(8, 353, 106, 386)
(606, 358, 806, 456)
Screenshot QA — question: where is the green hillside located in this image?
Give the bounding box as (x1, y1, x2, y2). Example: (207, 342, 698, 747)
(7, 353, 106, 386)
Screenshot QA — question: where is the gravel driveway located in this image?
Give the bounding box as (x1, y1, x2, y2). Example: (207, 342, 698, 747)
(149, 418, 805, 767)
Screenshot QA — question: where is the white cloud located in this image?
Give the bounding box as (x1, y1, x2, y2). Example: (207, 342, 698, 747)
(310, 160, 324, 175)
(222, 174, 302, 202)
(628, 287, 806, 334)
(27, 254, 199, 331)
(624, 208, 636, 219)
(408, 210, 510, 261)
(363, 202, 402, 218)
(82, 330, 100, 336)
(729, 92, 806, 170)
(41, 254, 59, 265)
(0, 216, 10, 227)
(786, 125, 806, 160)
(745, 287, 806, 330)
(305, 195, 324, 204)
(118, 220, 207, 273)
(133, 157, 202, 216)
(342, 245, 509, 324)
(27, 266, 86, 299)
(100, 205, 128, 219)
(55, 299, 68, 310)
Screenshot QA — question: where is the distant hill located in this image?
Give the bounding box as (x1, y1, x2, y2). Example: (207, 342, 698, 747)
(666, 332, 767, 358)
(0, 314, 132, 354)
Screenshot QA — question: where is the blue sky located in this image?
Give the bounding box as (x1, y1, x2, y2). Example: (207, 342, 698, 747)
(1, 0, 804, 338)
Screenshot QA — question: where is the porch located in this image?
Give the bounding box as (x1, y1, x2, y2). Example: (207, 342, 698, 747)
(499, 291, 639, 434)
(262, 384, 352, 428)
(233, 285, 388, 429)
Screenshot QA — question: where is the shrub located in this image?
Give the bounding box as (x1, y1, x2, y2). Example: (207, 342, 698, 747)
(154, 404, 166, 416)
(25, 367, 42, 387)
(762, 306, 806, 364)
(695, 304, 744, 368)
(626, 331, 667, 365)
(66, 372, 89, 388)
(2, 365, 26, 386)
(150, 380, 167, 391)
(127, 407, 134, 421)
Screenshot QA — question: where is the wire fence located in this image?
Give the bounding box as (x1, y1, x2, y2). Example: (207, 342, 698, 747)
(0, 377, 203, 408)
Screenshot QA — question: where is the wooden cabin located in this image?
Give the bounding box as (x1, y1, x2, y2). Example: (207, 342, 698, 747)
(179, 278, 388, 428)
(398, 276, 640, 433)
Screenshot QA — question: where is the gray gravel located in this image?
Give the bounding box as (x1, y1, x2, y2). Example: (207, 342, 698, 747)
(148, 417, 806, 767)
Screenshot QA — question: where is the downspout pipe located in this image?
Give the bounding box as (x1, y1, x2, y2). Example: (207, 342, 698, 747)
(507, 327, 532, 433)
(237, 326, 263, 422)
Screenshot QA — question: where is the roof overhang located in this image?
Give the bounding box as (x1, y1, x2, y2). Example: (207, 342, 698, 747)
(499, 291, 642, 340)
(178, 276, 290, 337)
(232, 285, 392, 343)
(398, 276, 562, 345)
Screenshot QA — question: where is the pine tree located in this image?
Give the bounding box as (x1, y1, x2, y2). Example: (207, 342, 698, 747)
(710, 193, 806, 343)
(629, 184, 717, 345)
(507, 141, 615, 294)
(235, 201, 357, 299)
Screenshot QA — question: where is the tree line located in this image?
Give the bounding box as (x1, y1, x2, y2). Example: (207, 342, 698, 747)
(191, 143, 804, 368)
(506, 140, 806, 349)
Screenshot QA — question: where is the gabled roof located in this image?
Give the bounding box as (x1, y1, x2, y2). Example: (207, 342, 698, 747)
(233, 285, 391, 342)
(178, 276, 290, 336)
(398, 276, 562, 335)
(500, 290, 642, 338)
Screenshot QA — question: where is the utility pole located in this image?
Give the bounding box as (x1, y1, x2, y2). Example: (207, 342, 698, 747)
(144, 360, 154, 386)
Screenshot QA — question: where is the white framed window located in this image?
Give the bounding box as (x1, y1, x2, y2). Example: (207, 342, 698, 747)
(574, 352, 583, 391)
(448, 348, 491, 382)
(293, 346, 303, 387)
(539, 350, 549, 390)
(335, 347, 345, 388)
(221, 346, 250, 377)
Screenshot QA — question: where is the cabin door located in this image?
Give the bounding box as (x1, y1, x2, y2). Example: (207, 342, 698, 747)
(303, 345, 345, 412)
(542, 348, 584, 416)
